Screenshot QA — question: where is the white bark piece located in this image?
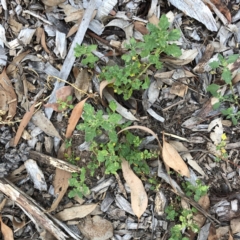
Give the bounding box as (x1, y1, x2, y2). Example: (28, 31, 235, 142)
(0, 24, 6, 47)
(24, 159, 47, 191)
(89, 19, 105, 35)
(208, 118, 223, 145)
(18, 28, 36, 45)
(45, 0, 97, 119)
(105, 19, 133, 39)
(55, 204, 97, 221)
(147, 108, 164, 122)
(95, 0, 117, 21)
(168, 0, 217, 32)
(103, 89, 138, 121)
(54, 30, 67, 59)
(1, 0, 7, 10)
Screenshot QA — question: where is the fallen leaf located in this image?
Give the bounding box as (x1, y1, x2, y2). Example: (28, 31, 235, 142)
(55, 204, 97, 221)
(187, 194, 210, 240)
(44, 86, 73, 112)
(49, 143, 71, 212)
(118, 125, 162, 150)
(2, 215, 25, 231)
(170, 80, 188, 97)
(134, 21, 149, 35)
(6, 51, 30, 77)
(103, 89, 138, 121)
(169, 141, 205, 176)
(41, 29, 51, 54)
(31, 110, 62, 139)
(209, 0, 231, 22)
(0, 70, 17, 120)
(13, 102, 35, 146)
(208, 223, 218, 240)
(148, 14, 159, 25)
(78, 216, 113, 240)
(121, 159, 148, 219)
(162, 135, 190, 177)
(65, 97, 88, 138)
(161, 49, 199, 66)
(230, 217, 240, 234)
(228, 231, 233, 240)
(74, 68, 90, 101)
(99, 80, 115, 99)
(0, 216, 14, 240)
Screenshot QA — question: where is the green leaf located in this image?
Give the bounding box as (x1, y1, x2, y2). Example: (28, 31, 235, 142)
(232, 116, 238, 125)
(158, 14, 170, 30)
(168, 29, 181, 41)
(222, 68, 232, 84)
(164, 44, 182, 57)
(226, 54, 239, 64)
(221, 107, 233, 116)
(109, 113, 122, 124)
(213, 102, 220, 110)
(207, 84, 220, 97)
(109, 101, 117, 112)
(209, 61, 220, 69)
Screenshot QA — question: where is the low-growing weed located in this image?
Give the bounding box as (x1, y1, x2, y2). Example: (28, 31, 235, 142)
(207, 53, 240, 125)
(57, 95, 74, 112)
(215, 133, 228, 162)
(68, 102, 157, 198)
(165, 180, 209, 239)
(182, 180, 209, 201)
(74, 14, 182, 100)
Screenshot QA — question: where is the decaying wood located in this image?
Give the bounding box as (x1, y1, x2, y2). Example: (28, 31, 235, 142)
(45, 0, 96, 119)
(29, 150, 81, 172)
(0, 178, 81, 240)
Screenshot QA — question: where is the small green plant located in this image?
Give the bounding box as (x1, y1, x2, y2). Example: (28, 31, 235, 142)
(68, 102, 157, 198)
(74, 44, 98, 68)
(74, 15, 181, 100)
(182, 180, 209, 201)
(100, 15, 181, 99)
(215, 133, 228, 162)
(165, 205, 199, 240)
(57, 96, 74, 111)
(69, 169, 90, 198)
(207, 53, 240, 125)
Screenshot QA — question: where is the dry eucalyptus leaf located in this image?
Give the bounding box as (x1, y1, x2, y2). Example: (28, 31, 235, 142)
(74, 68, 90, 101)
(121, 159, 148, 219)
(31, 110, 61, 139)
(169, 141, 205, 176)
(49, 142, 72, 212)
(162, 135, 190, 177)
(65, 97, 88, 138)
(0, 70, 17, 121)
(13, 102, 35, 146)
(55, 204, 97, 221)
(78, 216, 113, 240)
(0, 216, 14, 240)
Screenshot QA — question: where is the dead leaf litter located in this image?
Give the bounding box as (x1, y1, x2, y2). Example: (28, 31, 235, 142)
(0, 0, 240, 239)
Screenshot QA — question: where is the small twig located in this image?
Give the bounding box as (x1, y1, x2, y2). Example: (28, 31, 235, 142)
(162, 99, 185, 111)
(47, 75, 90, 96)
(23, 10, 53, 25)
(170, 188, 221, 225)
(160, 131, 189, 142)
